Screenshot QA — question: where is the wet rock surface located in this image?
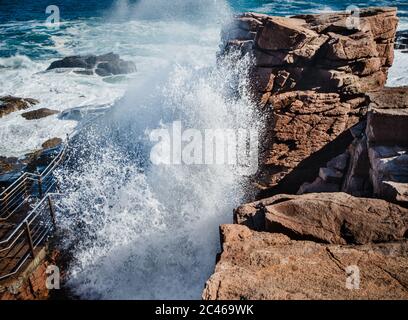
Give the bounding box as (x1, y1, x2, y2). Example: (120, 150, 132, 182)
(41, 138, 63, 150)
(0, 96, 39, 118)
(21, 108, 59, 120)
(47, 52, 137, 77)
(0, 138, 63, 191)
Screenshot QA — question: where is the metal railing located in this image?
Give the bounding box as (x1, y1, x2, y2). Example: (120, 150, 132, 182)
(0, 145, 65, 280)
(0, 107, 108, 281)
(0, 144, 66, 221)
(0, 193, 59, 280)
(0, 104, 105, 220)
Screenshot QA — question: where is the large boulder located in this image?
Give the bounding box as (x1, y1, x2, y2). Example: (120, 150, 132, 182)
(256, 16, 328, 60)
(41, 137, 62, 149)
(226, 7, 397, 95)
(203, 225, 408, 300)
(235, 192, 408, 244)
(0, 96, 39, 118)
(47, 52, 136, 77)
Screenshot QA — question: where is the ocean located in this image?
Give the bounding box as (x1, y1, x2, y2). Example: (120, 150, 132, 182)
(1, 0, 407, 299)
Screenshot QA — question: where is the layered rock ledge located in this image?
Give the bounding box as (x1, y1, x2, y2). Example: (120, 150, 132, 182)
(204, 7, 408, 300)
(222, 7, 399, 191)
(203, 225, 408, 300)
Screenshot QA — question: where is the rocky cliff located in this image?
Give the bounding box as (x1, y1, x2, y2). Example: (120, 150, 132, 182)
(222, 7, 399, 192)
(204, 7, 408, 300)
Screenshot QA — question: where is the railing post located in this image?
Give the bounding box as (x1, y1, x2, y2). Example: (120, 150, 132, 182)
(2, 192, 7, 217)
(23, 177, 28, 198)
(47, 195, 57, 228)
(38, 176, 43, 198)
(1, 193, 7, 213)
(24, 221, 35, 258)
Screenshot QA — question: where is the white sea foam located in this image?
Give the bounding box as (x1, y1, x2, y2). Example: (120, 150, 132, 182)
(387, 50, 408, 87)
(0, 5, 224, 157)
(0, 53, 127, 156)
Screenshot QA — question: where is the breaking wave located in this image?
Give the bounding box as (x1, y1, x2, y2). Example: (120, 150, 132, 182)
(55, 0, 261, 299)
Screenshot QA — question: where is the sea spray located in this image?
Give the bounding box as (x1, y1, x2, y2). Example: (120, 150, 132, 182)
(54, 0, 262, 299)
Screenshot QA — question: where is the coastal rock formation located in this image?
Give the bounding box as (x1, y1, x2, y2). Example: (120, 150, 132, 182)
(21, 108, 59, 120)
(47, 52, 137, 77)
(265, 91, 352, 185)
(298, 87, 408, 200)
(205, 7, 408, 301)
(41, 137, 62, 149)
(225, 7, 398, 96)
(367, 107, 408, 205)
(235, 192, 408, 245)
(203, 225, 408, 300)
(223, 7, 398, 190)
(0, 96, 39, 118)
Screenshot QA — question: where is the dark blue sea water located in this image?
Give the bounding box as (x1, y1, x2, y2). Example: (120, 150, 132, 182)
(1, 0, 408, 58)
(1, 0, 407, 22)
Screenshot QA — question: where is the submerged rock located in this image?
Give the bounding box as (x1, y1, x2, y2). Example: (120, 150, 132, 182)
(0, 96, 39, 118)
(41, 137, 62, 149)
(47, 52, 137, 77)
(21, 108, 59, 120)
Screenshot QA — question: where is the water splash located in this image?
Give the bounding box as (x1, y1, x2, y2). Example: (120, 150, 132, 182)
(54, 0, 261, 299)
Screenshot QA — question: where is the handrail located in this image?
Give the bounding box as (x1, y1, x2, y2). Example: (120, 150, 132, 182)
(0, 144, 65, 201)
(0, 194, 60, 281)
(0, 103, 107, 201)
(0, 194, 58, 246)
(0, 141, 66, 279)
(0, 105, 102, 200)
(0, 106, 108, 281)
(0, 147, 65, 222)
